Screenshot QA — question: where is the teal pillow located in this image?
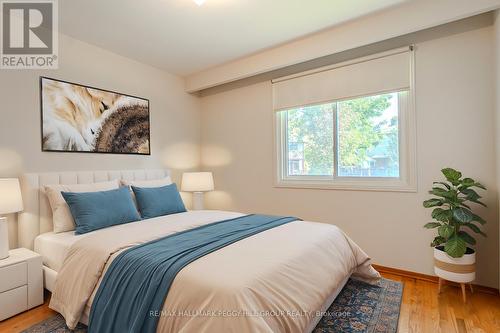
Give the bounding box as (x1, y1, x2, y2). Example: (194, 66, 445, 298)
(62, 187, 141, 235)
(131, 183, 186, 219)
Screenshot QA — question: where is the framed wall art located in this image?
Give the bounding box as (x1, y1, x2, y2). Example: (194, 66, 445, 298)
(40, 76, 150, 155)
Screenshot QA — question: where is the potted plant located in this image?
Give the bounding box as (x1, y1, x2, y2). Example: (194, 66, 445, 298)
(423, 168, 487, 301)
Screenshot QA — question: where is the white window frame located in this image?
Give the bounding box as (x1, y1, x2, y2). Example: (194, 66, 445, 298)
(273, 53, 417, 192)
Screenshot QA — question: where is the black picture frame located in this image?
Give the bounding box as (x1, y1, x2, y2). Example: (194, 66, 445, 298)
(40, 76, 151, 155)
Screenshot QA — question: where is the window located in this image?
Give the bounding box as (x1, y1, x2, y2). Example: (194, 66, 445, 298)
(286, 104, 334, 176)
(273, 48, 416, 191)
(337, 92, 400, 178)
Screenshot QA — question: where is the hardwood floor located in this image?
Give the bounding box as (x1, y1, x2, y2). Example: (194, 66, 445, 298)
(383, 272, 500, 333)
(0, 273, 499, 333)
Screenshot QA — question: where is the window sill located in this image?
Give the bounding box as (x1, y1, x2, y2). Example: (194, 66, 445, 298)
(274, 179, 417, 192)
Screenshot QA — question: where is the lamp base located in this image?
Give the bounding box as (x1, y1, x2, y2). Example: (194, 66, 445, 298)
(0, 217, 9, 260)
(192, 192, 205, 210)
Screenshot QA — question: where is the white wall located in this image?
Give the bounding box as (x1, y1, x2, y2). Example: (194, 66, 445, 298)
(495, 10, 500, 289)
(200, 26, 499, 287)
(0, 33, 201, 248)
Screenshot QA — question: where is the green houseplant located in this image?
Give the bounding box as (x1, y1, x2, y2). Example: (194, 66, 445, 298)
(423, 168, 487, 302)
(423, 168, 487, 258)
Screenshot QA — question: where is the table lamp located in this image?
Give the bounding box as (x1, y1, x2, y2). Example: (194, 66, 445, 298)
(181, 172, 214, 210)
(0, 178, 23, 260)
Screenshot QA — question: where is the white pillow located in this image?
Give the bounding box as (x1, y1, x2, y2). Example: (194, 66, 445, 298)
(120, 177, 172, 188)
(44, 180, 120, 233)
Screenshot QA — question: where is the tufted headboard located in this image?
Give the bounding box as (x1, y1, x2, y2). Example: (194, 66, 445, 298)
(18, 169, 171, 250)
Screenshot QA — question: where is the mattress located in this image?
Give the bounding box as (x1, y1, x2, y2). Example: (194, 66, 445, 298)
(34, 231, 84, 272)
(49, 210, 380, 332)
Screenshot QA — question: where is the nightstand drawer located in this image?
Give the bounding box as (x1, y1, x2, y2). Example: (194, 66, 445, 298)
(0, 285, 28, 321)
(0, 262, 27, 293)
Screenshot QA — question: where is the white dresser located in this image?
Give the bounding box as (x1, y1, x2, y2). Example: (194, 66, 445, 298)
(0, 248, 43, 321)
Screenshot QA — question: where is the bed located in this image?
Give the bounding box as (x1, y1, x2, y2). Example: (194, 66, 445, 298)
(19, 169, 380, 333)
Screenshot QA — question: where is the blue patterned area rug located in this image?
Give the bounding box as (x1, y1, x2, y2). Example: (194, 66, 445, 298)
(22, 278, 402, 333)
(313, 278, 403, 333)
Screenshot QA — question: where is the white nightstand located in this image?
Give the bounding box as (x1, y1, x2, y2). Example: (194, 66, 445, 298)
(0, 248, 43, 321)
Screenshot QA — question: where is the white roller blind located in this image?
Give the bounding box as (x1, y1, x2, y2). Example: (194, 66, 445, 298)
(272, 48, 412, 111)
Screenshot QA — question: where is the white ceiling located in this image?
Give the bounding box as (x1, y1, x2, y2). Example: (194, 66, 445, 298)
(59, 0, 409, 76)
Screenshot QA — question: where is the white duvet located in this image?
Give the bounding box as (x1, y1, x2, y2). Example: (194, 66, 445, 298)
(50, 210, 380, 332)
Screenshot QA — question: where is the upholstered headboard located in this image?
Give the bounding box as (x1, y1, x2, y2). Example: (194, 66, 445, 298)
(18, 169, 171, 250)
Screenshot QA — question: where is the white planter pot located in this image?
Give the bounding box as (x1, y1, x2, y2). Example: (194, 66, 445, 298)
(434, 246, 475, 283)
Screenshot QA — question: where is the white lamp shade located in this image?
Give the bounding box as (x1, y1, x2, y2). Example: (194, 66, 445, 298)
(181, 172, 214, 192)
(0, 178, 23, 214)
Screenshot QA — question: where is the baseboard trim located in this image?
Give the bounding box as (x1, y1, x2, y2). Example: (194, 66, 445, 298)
(372, 264, 499, 296)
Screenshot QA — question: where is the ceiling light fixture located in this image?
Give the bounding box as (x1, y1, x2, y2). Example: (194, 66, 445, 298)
(193, 0, 205, 6)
